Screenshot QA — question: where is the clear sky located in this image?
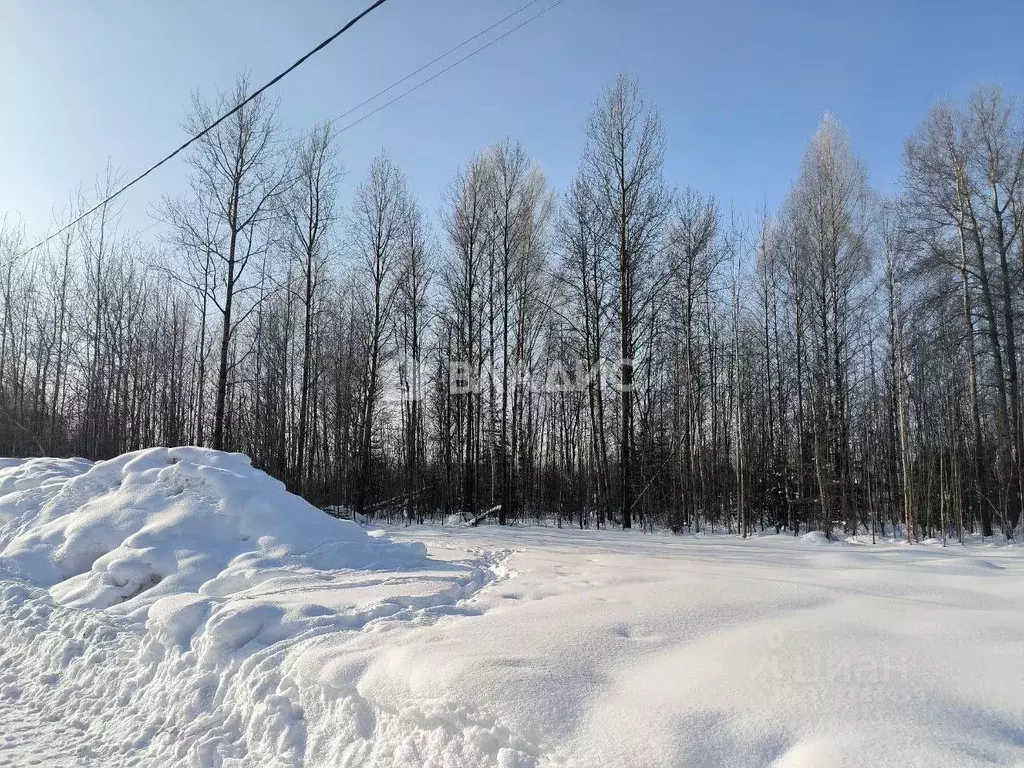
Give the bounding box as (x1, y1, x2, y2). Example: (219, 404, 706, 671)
(2, 0, 1023, 246)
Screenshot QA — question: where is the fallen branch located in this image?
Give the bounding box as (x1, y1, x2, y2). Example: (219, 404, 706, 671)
(363, 488, 428, 516)
(467, 504, 501, 527)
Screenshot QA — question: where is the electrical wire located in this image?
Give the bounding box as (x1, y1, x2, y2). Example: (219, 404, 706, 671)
(18, 0, 568, 255)
(325, 0, 548, 129)
(18, 0, 392, 257)
(328, 0, 567, 136)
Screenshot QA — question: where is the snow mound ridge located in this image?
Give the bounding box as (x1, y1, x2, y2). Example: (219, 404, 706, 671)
(0, 456, 93, 528)
(0, 456, 93, 498)
(0, 447, 426, 617)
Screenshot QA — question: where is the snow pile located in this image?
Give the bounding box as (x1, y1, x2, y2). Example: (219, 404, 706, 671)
(0, 455, 93, 488)
(0, 457, 94, 548)
(799, 530, 853, 546)
(0, 448, 513, 766)
(446, 512, 479, 527)
(1, 456, 1023, 767)
(0, 448, 425, 619)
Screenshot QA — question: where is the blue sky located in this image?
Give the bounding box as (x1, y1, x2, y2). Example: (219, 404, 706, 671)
(2, 0, 1023, 244)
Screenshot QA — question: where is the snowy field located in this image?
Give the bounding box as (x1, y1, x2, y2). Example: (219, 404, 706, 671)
(1, 449, 1022, 767)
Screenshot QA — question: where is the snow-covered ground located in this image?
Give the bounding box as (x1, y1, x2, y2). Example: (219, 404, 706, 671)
(1, 449, 1022, 767)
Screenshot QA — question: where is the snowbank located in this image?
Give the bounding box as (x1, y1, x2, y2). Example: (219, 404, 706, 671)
(1, 453, 1023, 767)
(0, 448, 426, 619)
(0, 448, 511, 767)
(0, 456, 95, 567)
(0, 456, 92, 517)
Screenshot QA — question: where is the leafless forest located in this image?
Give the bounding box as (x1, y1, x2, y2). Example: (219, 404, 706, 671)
(2, 75, 1023, 540)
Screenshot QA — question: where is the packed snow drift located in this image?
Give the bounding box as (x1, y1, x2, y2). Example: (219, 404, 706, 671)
(0, 448, 425, 619)
(1, 448, 1023, 767)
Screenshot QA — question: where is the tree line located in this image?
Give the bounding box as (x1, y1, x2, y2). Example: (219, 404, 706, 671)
(2, 74, 1023, 541)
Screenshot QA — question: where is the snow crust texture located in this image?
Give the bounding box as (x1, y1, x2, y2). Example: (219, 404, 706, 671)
(1, 448, 1023, 767)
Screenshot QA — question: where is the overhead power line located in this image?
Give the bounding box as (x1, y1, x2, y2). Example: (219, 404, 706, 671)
(19, 0, 392, 257)
(327, 0, 567, 136)
(79, 0, 567, 249)
(325, 0, 548, 129)
(20, 0, 568, 257)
